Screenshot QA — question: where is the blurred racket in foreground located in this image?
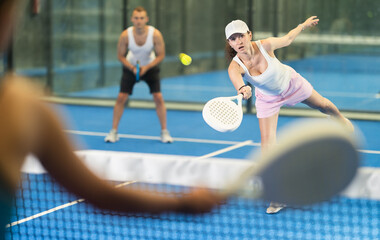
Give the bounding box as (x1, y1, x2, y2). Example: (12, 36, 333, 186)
(222, 119, 360, 206)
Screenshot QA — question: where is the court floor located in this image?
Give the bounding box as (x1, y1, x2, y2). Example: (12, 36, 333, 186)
(6, 104, 380, 240)
(61, 105, 380, 167)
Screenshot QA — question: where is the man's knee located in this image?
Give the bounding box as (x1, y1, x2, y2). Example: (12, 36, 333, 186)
(116, 93, 129, 105)
(153, 92, 164, 104)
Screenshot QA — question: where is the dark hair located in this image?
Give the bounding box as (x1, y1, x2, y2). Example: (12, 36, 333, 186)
(225, 41, 236, 62)
(0, 0, 20, 9)
(0, 0, 21, 53)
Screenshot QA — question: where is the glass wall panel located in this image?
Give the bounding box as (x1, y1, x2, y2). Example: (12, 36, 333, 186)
(10, 0, 380, 112)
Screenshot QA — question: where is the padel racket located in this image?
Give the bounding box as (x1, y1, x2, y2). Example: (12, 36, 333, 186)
(202, 94, 243, 132)
(223, 119, 360, 205)
(136, 60, 140, 82)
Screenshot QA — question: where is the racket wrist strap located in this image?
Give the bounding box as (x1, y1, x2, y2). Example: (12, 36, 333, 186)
(238, 84, 248, 91)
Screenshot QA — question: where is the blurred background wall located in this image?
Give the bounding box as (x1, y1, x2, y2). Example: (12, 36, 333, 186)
(1, 0, 379, 113)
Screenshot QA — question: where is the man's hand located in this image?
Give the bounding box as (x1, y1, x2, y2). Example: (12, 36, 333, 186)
(139, 66, 149, 76)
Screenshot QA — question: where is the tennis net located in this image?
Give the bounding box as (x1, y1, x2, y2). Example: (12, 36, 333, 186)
(5, 151, 380, 240)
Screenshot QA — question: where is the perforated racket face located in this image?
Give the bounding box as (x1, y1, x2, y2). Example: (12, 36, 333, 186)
(202, 97, 243, 132)
(229, 119, 360, 206)
(259, 135, 359, 205)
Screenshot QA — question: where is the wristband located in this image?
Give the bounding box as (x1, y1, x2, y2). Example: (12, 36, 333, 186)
(298, 24, 305, 31)
(238, 84, 247, 91)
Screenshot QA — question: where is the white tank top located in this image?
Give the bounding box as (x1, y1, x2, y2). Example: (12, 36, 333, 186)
(233, 40, 292, 96)
(126, 26, 156, 66)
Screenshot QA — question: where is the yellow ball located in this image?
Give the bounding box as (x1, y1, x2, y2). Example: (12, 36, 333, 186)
(179, 53, 192, 66)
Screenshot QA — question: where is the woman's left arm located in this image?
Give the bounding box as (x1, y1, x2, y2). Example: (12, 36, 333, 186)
(264, 16, 319, 51)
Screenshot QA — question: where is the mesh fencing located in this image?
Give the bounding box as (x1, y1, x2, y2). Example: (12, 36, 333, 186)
(6, 171, 380, 240)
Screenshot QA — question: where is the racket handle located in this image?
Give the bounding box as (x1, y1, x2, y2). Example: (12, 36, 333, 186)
(136, 60, 140, 81)
(237, 94, 243, 107)
(224, 94, 243, 101)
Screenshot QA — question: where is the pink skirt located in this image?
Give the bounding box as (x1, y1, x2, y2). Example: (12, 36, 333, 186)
(255, 69, 313, 118)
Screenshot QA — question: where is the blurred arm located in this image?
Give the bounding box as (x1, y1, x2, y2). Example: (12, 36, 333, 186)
(33, 103, 223, 214)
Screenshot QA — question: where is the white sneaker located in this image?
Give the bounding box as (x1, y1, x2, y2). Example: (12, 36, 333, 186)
(104, 129, 119, 143)
(161, 129, 173, 143)
(266, 202, 286, 214)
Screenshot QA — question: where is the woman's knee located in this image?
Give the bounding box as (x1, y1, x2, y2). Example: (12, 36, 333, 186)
(318, 97, 334, 112)
(308, 96, 329, 112)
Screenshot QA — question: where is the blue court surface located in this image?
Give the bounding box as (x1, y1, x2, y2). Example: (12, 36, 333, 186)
(6, 103, 380, 240)
(6, 52, 380, 240)
(61, 105, 379, 167)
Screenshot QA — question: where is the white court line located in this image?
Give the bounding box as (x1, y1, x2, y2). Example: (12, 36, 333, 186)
(6, 199, 85, 228)
(193, 140, 253, 160)
(6, 180, 137, 228)
(6, 140, 253, 228)
(66, 130, 261, 146)
(66, 130, 380, 155)
(358, 149, 380, 154)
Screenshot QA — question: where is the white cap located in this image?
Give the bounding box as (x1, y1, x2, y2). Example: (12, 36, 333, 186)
(225, 20, 249, 39)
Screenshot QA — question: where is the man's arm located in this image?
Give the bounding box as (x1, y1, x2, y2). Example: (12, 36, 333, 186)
(141, 29, 165, 74)
(117, 30, 135, 72)
(262, 16, 319, 52)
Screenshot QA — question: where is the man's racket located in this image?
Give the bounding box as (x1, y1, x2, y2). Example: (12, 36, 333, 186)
(223, 119, 360, 205)
(136, 60, 140, 82)
(202, 94, 243, 132)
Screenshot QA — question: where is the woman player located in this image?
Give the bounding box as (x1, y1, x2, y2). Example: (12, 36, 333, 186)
(224, 16, 353, 213)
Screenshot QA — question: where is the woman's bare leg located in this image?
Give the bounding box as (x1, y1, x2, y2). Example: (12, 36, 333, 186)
(302, 90, 353, 131)
(258, 112, 286, 214)
(258, 112, 279, 154)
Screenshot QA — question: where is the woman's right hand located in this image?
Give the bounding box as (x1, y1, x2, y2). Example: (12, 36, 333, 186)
(238, 85, 252, 100)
